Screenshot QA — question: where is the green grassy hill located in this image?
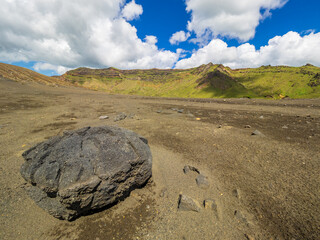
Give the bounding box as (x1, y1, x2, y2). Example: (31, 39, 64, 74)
(62, 63, 320, 99)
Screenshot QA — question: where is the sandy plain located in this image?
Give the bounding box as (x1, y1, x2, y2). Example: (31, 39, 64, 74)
(0, 78, 319, 240)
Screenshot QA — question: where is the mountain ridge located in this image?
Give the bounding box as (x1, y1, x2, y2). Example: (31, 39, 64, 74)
(1, 62, 319, 99)
(62, 63, 320, 99)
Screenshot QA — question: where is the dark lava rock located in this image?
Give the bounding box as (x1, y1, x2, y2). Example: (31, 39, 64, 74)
(20, 126, 152, 220)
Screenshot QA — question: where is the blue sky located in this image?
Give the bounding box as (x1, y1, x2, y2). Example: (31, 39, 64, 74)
(0, 0, 320, 75)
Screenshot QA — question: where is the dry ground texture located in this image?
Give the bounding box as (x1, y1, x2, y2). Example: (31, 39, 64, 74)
(0, 78, 319, 240)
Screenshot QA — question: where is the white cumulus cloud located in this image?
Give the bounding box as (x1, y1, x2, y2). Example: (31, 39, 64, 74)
(0, 0, 178, 74)
(145, 35, 158, 45)
(33, 62, 72, 75)
(175, 31, 320, 69)
(185, 0, 288, 42)
(121, 0, 143, 21)
(169, 31, 191, 45)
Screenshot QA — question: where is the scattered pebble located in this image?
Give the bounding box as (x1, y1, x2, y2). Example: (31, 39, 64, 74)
(251, 130, 264, 136)
(196, 174, 209, 189)
(183, 165, 200, 174)
(127, 113, 135, 119)
(114, 113, 127, 122)
(178, 194, 201, 212)
(244, 125, 251, 129)
(234, 210, 248, 225)
(282, 125, 288, 129)
(204, 199, 218, 216)
(232, 189, 241, 199)
(99, 115, 109, 120)
(159, 188, 167, 198)
(244, 233, 255, 240)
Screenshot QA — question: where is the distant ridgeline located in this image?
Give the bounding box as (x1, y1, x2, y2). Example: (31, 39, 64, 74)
(1, 61, 319, 98)
(61, 63, 320, 99)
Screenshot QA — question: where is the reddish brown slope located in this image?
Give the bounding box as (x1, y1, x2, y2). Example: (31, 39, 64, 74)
(0, 62, 72, 86)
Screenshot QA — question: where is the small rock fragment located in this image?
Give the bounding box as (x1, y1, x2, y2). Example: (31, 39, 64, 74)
(114, 113, 127, 122)
(159, 188, 168, 198)
(178, 194, 201, 212)
(99, 116, 109, 120)
(244, 233, 255, 240)
(156, 110, 162, 113)
(177, 109, 184, 113)
(183, 165, 200, 174)
(183, 166, 190, 174)
(282, 125, 288, 129)
(204, 199, 218, 213)
(232, 189, 241, 199)
(234, 210, 249, 225)
(244, 125, 251, 129)
(127, 113, 135, 119)
(196, 174, 209, 189)
(251, 130, 264, 136)
(130, 192, 143, 202)
(259, 115, 264, 119)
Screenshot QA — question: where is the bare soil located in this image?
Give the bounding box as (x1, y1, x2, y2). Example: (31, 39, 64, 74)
(0, 78, 319, 240)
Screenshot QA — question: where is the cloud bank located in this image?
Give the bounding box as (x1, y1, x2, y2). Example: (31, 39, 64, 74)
(176, 31, 320, 69)
(0, 0, 179, 73)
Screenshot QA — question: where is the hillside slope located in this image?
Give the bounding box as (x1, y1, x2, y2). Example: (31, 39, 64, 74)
(62, 63, 320, 99)
(0, 62, 71, 86)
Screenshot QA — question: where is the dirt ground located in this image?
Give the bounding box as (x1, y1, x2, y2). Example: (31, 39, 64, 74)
(0, 78, 319, 240)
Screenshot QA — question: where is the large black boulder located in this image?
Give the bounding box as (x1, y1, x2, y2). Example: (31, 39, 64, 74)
(20, 126, 152, 220)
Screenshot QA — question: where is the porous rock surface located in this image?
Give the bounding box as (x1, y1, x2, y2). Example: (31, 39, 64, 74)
(20, 126, 152, 220)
